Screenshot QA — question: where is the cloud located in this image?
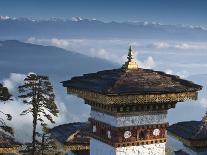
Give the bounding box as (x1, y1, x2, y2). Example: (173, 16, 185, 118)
(27, 37, 158, 68)
(26, 37, 207, 75)
(2, 73, 26, 94)
(0, 98, 33, 143)
(27, 38, 207, 56)
(164, 69, 189, 78)
(152, 42, 170, 49)
(71, 17, 83, 21)
(139, 56, 156, 69)
(200, 97, 207, 108)
(151, 42, 207, 50)
(51, 38, 70, 47)
(165, 69, 173, 75)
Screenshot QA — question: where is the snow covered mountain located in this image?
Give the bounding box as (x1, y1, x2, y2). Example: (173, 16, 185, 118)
(0, 16, 207, 40)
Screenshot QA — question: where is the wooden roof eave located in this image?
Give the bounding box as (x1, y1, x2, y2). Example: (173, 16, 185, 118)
(66, 87, 199, 105)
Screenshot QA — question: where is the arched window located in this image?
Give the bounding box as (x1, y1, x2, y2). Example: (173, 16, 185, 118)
(138, 130, 145, 140)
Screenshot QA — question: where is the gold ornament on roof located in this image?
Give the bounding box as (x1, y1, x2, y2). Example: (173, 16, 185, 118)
(122, 46, 138, 70)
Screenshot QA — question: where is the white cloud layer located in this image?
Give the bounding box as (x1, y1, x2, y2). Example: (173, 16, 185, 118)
(2, 73, 26, 94)
(27, 37, 159, 69)
(200, 97, 207, 108)
(152, 42, 207, 50)
(26, 37, 207, 77)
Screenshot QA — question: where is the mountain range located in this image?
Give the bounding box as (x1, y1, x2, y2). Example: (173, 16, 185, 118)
(0, 16, 207, 40)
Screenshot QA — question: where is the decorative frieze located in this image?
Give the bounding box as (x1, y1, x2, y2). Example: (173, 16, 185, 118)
(67, 87, 198, 105)
(89, 118, 167, 147)
(89, 102, 174, 115)
(64, 145, 89, 151)
(0, 147, 19, 154)
(90, 110, 167, 127)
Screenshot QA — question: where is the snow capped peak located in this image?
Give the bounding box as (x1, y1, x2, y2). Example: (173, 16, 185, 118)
(71, 16, 83, 21)
(0, 16, 11, 20)
(143, 21, 149, 25)
(71, 17, 98, 22)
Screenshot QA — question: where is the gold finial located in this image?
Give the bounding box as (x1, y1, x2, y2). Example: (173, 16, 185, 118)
(128, 46, 133, 61)
(122, 46, 138, 70)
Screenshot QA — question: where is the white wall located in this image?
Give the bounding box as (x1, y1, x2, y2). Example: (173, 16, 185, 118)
(90, 110, 167, 127)
(90, 138, 166, 155)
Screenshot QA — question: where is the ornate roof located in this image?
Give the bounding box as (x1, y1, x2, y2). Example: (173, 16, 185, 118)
(50, 122, 90, 145)
(168, 111, 207, 141)
(174, 150, 189, 155)
(168, 121, 207, 140)
(168, 111, 207, 149)
(62, 47, 202, 96)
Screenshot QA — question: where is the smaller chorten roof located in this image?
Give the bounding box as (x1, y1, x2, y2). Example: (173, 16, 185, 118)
(168, 112, 207, 148)
(50, 122, 90, 145)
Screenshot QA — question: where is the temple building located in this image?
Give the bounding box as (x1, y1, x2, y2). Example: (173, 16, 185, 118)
(0, 131, 20, 155)
(62, 47, 202, 155)
(50, 122, 90, 155)
(168, 112, 207, 155)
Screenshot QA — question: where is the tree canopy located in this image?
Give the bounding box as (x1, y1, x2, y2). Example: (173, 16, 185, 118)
(18, 74, 59, 154)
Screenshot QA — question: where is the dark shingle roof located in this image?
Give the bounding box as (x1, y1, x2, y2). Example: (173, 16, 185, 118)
(174, 150, 189, 155)
(62, 68, 202, 95)
(168, 121, 207, 140)
(50, 122, 90, 144)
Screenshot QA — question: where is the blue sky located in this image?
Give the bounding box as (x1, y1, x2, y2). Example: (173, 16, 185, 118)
(0, 0, 207, 26)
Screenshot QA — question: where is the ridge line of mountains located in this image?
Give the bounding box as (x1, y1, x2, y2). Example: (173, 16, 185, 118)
(0, 16, 207, 40)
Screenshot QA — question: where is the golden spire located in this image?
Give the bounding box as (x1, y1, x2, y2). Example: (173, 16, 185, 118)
(122, 46, 138, 70)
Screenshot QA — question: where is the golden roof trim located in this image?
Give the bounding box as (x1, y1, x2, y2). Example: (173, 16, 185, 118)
(67, 87, 198, 105)
(0, 147, 19, 154)
(64, 145, 89, 151)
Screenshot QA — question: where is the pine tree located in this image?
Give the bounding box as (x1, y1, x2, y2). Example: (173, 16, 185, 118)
(0, 83, 11, 101)
(0, 83, 13, 135)
(18, 74, 59, 155)
(39, 126, 57, 155)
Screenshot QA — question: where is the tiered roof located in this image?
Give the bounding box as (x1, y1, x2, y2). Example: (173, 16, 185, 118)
(51, 122, 90, 146)
(63, 68, 201, 95)
(62, 47, 202, 104)
(168, 114, 207, 148)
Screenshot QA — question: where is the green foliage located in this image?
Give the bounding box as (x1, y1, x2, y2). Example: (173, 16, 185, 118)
(18, 74, 59, 154)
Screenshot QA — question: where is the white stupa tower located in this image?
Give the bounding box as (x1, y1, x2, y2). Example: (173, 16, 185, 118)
(62, 47, 202, 155)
